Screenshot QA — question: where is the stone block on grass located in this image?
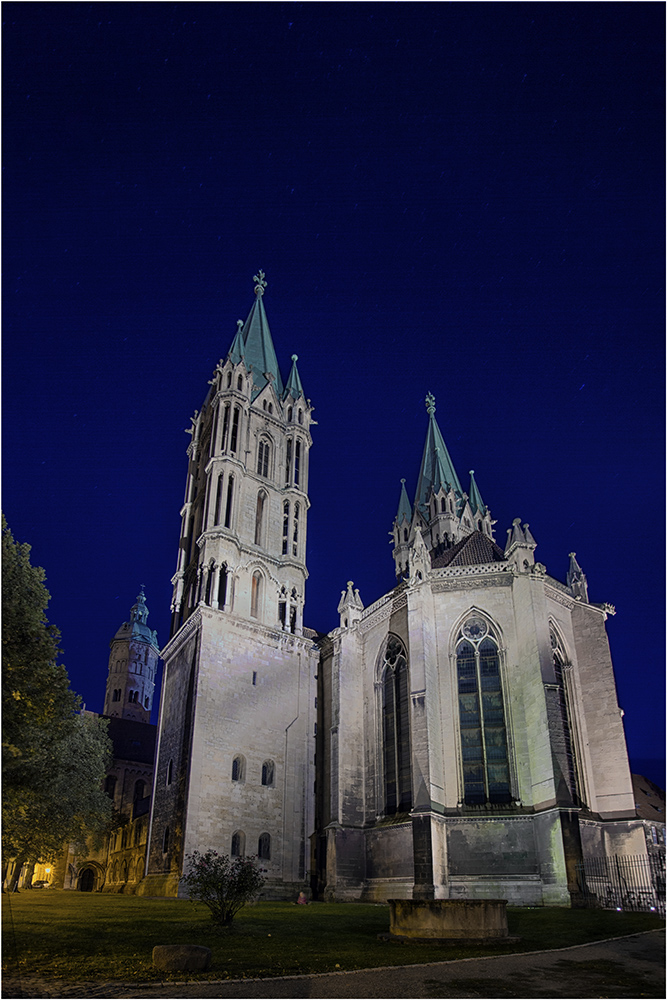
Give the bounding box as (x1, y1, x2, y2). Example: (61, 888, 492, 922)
(152, 944, 211, 972)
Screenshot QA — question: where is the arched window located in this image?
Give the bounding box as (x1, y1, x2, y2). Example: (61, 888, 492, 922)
(221, 403, 231, 451)
(214, 473, 224, 525)
(133, 779, 145, 801)
(550, 625, 580, 805)
(261, 760, 275, 786)
(381, 635, 412, 815)
(251, 571, 262, 618)
(287, 406, 293, 421)
(231, 830, 245, 857)
(218, 563, 228, 608)
(231, 755, 245, 782)
(285, 439, 292, 485)
(104, 775, 117, 799)
(258, 832, 271, 859)
(205, 564, 214, 604)
(226, 371, 232, 388)
(294, 440, 301, 485)
(282, 501, 289, 554)
(237, 374, 243, 391)
(121, 860, 128, 882)
(456, 618, 510, 805)
(230, 406, 240, 454)
(255, 492, 265, 546)
(144, 696, 149, 709)
(257, 439, 270, 478)
(292, 502, 299, 557)
(210, 405, 219, 458)
(441, 497, 447, 513)
(224, 475, 234, 528)
(298, 408, 303, 424)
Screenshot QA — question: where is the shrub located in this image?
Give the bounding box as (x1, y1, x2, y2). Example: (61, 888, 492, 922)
(180, 850, 266, 926)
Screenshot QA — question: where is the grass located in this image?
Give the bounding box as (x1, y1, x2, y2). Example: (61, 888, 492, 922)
(2, 890, 664, 985)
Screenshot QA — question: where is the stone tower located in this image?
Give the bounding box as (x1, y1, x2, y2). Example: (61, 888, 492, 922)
(103, 586, 159, 723)
(142, 273, 319, 898)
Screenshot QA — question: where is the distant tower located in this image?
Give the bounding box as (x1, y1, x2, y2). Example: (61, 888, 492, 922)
(144, 273, 318, 899)
(103, 586, 159, 723)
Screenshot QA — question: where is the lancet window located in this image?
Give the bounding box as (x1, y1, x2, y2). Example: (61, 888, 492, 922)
(381, 635, 412, 815)
(550, 625, 580, 805)
(456, 617, 511, 805)
(257, 439, 270, 478)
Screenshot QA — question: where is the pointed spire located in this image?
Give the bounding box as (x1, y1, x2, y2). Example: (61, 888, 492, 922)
(284, 354, 304, 400)
(467, 470, 487, 516)
(567, 552, 589, 602)
(414, 393, 462, 514)
(395, 478, 412, 525)
(228, 319, 246, 365)
(337, 581, 364, 627)
(241, 272, 284, 396)
(130, 585, 148, 625)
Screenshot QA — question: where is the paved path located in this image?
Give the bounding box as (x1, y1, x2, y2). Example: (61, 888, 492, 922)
(2, 930, 664, 999)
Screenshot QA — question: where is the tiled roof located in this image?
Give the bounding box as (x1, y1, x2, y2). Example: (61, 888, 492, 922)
(431, 530, 507, 569)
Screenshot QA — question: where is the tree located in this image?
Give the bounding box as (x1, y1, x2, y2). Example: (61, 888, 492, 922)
(180, 850, 266, 926)
(2, 516, 113, 888)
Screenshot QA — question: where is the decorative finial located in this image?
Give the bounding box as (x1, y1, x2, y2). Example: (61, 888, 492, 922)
(253, 269, 267, 296)
(469, 470, 475, 476)
(291, 354, 298, 362)
(237, 319, 244, 332)
(400, 478, 406, 485)
(425, 392, 436, 415)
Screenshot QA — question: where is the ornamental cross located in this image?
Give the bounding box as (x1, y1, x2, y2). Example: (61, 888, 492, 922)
(253, 269, 267, 296)
(425, 392, 436, 414)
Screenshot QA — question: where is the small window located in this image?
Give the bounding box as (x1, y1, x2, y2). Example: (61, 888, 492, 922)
(226, 372, 232, 388)
(251, 571, 262, 618)
(287, 406, 293, 421)
(261, 760, 275, 787)
(133, 779, 145, 801)
(258, 832, 271, 860)
(237, 375, 243, 391)
(231, 830, 245, 857)
(231, 755, 245, 782)
(298, 408, 303, 424)
(162, 826, 169, 853)
(252, 671, 257, 686)
(166, 759, 173, 786)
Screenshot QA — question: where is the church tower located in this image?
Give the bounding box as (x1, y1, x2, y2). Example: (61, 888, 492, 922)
(143, 273, 319, 898)
(103, 586, 159, 723)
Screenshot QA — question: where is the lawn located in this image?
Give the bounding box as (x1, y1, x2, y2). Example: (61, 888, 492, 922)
(2, 890, 664, 985)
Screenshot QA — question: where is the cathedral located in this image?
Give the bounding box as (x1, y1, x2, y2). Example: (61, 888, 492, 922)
(132, 272, 645, 904)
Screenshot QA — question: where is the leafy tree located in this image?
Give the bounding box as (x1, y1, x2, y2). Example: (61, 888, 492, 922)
(180, 850, 266, 926)
(2, 516, 113, 888)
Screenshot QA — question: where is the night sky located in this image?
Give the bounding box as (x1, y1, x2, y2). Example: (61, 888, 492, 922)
(3, 3, 664, 787)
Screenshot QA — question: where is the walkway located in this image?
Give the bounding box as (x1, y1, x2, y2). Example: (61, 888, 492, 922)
(2, 930, 664, 999)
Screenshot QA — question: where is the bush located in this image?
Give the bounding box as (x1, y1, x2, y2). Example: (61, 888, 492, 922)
(180, 850, 266, 926)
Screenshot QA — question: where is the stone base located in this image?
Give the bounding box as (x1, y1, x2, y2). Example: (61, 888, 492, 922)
(388, 898, 510, 940)
(135, 873, 181, 897)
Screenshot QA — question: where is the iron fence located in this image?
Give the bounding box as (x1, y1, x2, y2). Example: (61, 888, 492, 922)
(575, 852, 665, 915)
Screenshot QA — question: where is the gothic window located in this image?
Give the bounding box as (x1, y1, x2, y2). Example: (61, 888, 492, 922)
(441, 497, 446, 513)
(261, 760, 275, 786)
(224, 476, 234, 528)
(550, 625, 580, 805)
(294, 441, 301, 485)
(456, 618, 511, 805)
(258, 833, 271, 860)
(231, 831, 245, 857)
(205, 564, 214, 604)
(282, 501, 289, 554)
(237, 375, 243, 391)
(254, 492, 265, 546)
(104, 775, 116, 799)
(230, 406, 240, 454)
(250, 571, 262, 618)
(226, 372, 232, 388)
(403, 527, 408, 542)
(221, 403, 230, 451)
(278, 586, 287, 628)
(231, 755, 245, 782)
(292, 502, 300, 557)
(298, 408, 303, 424)
(218, 563, 228, 608)
(285, 439, 292, 485)
(144, 696, 149, 709)
(381, 635, 412, 815)
(210, 405, 219, 458)
(287, 406, 293, 421)
(257, 439, 270, 478)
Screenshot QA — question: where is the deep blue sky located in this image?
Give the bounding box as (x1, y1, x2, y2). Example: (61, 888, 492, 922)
(3, 2, 664, 787)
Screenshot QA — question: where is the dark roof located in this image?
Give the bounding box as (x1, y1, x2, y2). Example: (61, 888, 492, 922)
(632, 773, 665, 823)
(104, 716, 156, 765)
(431, 530, 507, 569)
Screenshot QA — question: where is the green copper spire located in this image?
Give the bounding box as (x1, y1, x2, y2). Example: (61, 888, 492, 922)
(228, 319, 246, 365)
(467, 469, 487, 516)
(414, 393, 463, 513)
(284, 354, 304, 400)
(241, 271, 284, 396)
(395, 478, 412, 525)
